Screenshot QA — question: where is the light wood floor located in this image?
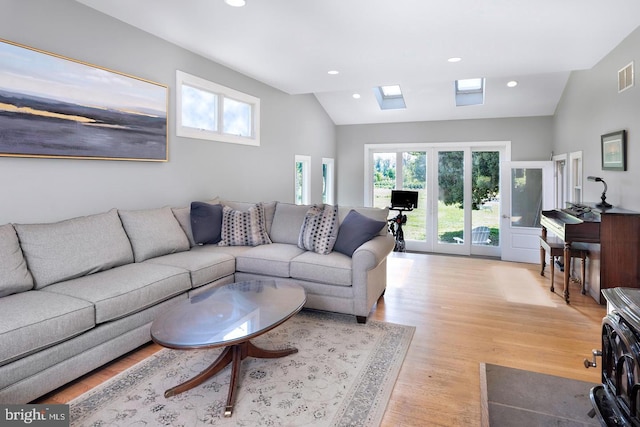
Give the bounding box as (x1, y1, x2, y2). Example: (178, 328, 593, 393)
(35, 252, 606, 426)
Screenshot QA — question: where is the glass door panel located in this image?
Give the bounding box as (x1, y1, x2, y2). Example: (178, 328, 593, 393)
(437, 150, 464, 245)
(372, 153, 396, 210)
(402, 151, 427, 241)
(470, 151, 500, 247)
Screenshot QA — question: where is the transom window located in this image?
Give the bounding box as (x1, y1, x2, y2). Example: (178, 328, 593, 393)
(176, 70, 260, 146)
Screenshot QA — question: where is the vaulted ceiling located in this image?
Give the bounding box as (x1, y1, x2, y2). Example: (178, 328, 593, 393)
(75, 0, 640, 125)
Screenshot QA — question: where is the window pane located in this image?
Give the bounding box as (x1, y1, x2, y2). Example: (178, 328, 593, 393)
(181, 84, 217, 131)
(437, 151, 464, 244)
(511, 168, 543, 228)
(402, 151, 426, 241)
(471, 151, 500, 246)
(373, 153, 396, 209)
(223, 97, 252, 137)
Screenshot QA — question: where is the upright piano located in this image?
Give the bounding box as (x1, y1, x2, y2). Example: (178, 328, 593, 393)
(541, 203, 640, 304)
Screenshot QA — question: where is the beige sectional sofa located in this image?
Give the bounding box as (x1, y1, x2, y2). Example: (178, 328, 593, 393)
(0, 199, 394, 403)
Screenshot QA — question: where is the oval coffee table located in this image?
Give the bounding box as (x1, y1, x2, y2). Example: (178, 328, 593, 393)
(150, 279, 306, 417)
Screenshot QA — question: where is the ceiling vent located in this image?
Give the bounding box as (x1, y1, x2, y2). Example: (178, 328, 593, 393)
(618, 62, 634, 93)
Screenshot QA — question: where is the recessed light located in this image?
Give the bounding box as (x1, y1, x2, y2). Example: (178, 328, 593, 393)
(224, 0, 246, 6)
(507, 80, 518, 88)
(328, 70, 339, 75)
(448, 57, 462, 63)
(352, 93, 361, 99)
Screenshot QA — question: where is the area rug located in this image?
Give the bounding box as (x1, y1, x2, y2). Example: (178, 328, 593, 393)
(480, 363, 599, 427)
(70, 310, 414, 426)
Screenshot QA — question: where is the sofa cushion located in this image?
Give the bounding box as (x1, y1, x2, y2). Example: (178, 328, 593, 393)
(119, 207, 190, 262)
(334, 210, 387, 256)
(42, 263, 191, 324)
(236, 243, 305, 277)
(270, 203, 314, 244)
(190, 202, 223, 245)
(290, 251, 353, 287)
(144, 249, 235, 288)
(0, 291, 94, 366)
(14, 209, 134, 289)
(219, 203, 272, 247)
(0, 224, 33, 297)
(172, 206, 196, 247)
(298, 204, 339, 255)
(221, 200, 276, 235)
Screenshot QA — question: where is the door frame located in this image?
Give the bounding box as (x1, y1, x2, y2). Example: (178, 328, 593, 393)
(364, 141, 511, 256)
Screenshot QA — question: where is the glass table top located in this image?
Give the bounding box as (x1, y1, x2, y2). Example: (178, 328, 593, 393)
(150, 280, 306, 349)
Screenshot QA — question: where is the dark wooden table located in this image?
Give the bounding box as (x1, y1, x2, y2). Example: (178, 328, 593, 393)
(150, 279, 306, 417)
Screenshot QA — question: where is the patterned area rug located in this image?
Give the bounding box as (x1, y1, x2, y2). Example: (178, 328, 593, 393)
(70, 310, 414, 426)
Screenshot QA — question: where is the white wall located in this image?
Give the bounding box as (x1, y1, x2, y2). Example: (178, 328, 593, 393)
(336, 116, 553, 205)
(553, 26, 640, 210)
(0, 0, 336, 224)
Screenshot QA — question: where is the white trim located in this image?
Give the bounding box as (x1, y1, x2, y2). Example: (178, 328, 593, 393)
(295, 155, 311, 205)
(322, 157, 335, 205)
(569, 151, 583, 203)
(176, 70, 260, 146)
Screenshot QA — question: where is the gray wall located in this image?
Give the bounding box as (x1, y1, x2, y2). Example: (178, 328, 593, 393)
(0, 0, 336, 224)
(553, 26, 640, 210)
(336, 117, 553, 205)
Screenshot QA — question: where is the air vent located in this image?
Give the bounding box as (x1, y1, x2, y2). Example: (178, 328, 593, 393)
(618, 62, 634, 93)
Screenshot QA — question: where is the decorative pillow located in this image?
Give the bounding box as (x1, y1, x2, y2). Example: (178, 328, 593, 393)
(298, 204, 339, 255)
(119, 207, 190, 262)
(190, 202, 223, 245)
(333, 209, 387, 257)
(0, 224, 34, 297)
(219, 203, 272, 247)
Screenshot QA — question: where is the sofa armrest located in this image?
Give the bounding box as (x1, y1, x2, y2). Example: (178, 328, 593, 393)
(351, 233, 395, 320)
(352, 234, 395, 271)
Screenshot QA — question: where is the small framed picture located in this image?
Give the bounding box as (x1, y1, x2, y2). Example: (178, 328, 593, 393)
(601, 130, 626, 171)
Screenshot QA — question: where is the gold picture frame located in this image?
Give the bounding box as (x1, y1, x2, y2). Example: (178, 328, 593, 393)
(0, 38, 168, 161)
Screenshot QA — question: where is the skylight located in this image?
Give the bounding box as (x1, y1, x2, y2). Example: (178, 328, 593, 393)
(455, 78, 485, 106)
(380, 85, 403, 97)
(374, 84, 406, 110)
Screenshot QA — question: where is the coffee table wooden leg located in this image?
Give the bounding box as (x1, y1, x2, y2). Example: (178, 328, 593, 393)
(165, 341, 299, 417)
(164, 346, 233, 398)
(246, 341, 299, 359)
(224, 345, 243, 417)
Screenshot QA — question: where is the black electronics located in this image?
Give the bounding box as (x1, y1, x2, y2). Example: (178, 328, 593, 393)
(390, 190, 419, 210)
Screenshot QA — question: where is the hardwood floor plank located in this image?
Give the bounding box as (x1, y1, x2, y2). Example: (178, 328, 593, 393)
(34, 252, 606, 426)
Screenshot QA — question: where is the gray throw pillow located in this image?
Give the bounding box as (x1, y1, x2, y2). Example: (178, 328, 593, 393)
(0, 224, 34, 297)
(190, 202, 223, 245)
(333, 209, 386, 256)
(298, 204, 339, 255)
(219, 203, 272, 247)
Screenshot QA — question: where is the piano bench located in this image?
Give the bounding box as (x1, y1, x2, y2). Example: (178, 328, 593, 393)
(539, 236, 589, 303)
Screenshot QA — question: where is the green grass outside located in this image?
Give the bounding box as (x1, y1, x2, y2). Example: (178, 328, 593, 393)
(374, 188, 500, 245)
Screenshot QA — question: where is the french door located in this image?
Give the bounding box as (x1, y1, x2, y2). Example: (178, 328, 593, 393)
(366, 142, 508, 257)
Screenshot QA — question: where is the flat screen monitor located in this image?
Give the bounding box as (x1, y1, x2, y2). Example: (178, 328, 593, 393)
(390, 190, 419, 209)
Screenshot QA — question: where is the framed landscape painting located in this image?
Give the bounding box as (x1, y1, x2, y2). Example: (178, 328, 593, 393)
(601, 130, 626, 171)
(0, 39, 168, 161)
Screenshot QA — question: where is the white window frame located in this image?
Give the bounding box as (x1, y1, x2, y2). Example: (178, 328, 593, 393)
(295, 155, 311, 205)
(322, 157, 335, 204)
(176, 70, 260, 146)
(569, 151, 583, 203)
